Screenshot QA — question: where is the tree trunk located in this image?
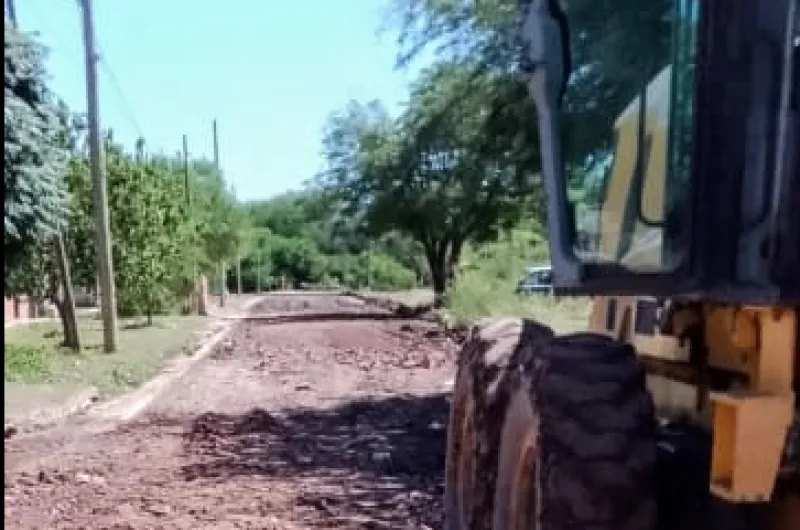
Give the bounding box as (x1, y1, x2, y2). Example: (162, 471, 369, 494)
(431, 267, 447, 308)
(147, 258, 156, 324)
(54, 298, 68, 340)
(219, 261, 226, 307)
(256, 250, 261, 293)
(146, 297, 153, 326)
(236, 256, 242, 295)
(51, 295, 80, 351)
(425, 243, 448, 308)
(447, 238, 464, 283)
(52, 232, 80, 351)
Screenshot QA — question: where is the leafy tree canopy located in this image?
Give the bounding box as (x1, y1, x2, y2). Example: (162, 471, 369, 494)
(317, 61, 543, 298)
(389, 0, 673, 174)
(4, 27, 70, 273)
(240, 189, 423, 291)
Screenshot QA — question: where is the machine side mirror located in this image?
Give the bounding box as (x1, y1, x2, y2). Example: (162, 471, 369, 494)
(520, 0, 582, 284)
(792, 36, 799, 109)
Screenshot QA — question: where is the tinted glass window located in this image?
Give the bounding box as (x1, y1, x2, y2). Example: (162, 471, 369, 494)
(567, 0, 699, 272)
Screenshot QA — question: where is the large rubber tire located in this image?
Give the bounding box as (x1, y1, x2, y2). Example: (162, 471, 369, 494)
(444, 317, 554, 530)
(445, 322, 658, 530)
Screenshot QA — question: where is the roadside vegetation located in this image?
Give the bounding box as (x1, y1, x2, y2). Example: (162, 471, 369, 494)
(447, 228, 590, 333)
(5, 316, 205, 397)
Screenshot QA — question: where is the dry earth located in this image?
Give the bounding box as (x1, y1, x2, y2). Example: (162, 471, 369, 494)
(4, 293, 462, 529)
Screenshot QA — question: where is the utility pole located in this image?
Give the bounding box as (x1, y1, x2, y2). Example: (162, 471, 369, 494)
(236, 257, 242, 295)
(213, 119, 226, 307)
(182, 134, 200, 314)
(366, 243, 372, 291)
(182, 135, 190, 206)
(79, 0, 118, 352)
(135, 137, 145, 161)
(256, 248, 261, 293)
(6, 0, 18, 27)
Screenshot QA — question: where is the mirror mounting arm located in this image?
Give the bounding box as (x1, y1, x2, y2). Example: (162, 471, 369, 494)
(521, 0, 582, 284)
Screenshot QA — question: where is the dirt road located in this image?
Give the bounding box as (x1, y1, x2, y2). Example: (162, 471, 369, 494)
(4, 293, 461, 529)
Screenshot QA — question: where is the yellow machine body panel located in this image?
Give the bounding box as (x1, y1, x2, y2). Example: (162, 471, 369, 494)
(597, 66, 671, 270)
(585, 61, 798, 510)
(589, 293, 798, 507)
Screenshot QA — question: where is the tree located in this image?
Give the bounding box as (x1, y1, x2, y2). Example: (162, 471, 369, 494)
(183, 159, 246, 298)
(388, 0, 673, 185)
(239, 191, 422, 291)
(111, 152, 195, 320)
(318, 62, 542, 302)
(64, 140, 202, 321)
(248, 192, 319, 240)
(63, 156, 99, 290)
(267, 235, 326, 287)
(4, 27, 70, 274)
(4, 27, 85, 349)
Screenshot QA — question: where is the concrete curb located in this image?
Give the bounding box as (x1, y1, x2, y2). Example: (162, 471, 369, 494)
(4, 309, 100, 329)
(4, 387, 99, 438)
(88, 296, 266, 423)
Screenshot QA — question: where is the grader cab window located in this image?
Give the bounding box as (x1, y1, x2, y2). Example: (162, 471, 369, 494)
(569, 0, 699, 272)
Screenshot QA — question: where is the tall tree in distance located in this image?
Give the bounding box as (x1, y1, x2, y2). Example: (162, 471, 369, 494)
(318, 61, 542, 303)
(4, 26, 70, 275)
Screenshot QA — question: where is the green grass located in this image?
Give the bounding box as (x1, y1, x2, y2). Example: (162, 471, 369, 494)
(359, 231, 593, 334)
(446, 230, 592, 334)
(360, 233, 593, 333)
(4, 315, 206, 398)
(447, 287, 590, 334)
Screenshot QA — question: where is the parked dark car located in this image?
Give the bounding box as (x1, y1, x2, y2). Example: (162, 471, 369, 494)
(515, 266, 553, 295)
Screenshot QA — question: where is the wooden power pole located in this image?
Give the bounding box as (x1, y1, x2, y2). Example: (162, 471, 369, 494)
(182, 135, 190, 206)
(211, 120, 242, 296)
(182, 134, 199, 314)
(212, 119, 227, 307)
(6, 0, 18, 26)
(79, 0, 118, 352)
(256, 248, 261, 294)
(236, 256, 242, 295)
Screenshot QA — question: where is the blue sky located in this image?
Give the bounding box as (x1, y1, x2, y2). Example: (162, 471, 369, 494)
(15, 0, 426, 201)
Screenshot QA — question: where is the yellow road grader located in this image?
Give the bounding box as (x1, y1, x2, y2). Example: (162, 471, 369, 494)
(444, 0, 799, 528)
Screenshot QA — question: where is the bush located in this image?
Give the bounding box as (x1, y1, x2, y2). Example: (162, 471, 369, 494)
(4, 343, 52, 382)
(234, 239, 418, 292)
(325, 254, 361, 287)
(362, 252, 416, 291)
(324, 252, 416, 290)
(447, 229, 590, 333)
(269, 236, 326, 286)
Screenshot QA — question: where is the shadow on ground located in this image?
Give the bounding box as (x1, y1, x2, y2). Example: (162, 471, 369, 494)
(179, 393, 450, 528)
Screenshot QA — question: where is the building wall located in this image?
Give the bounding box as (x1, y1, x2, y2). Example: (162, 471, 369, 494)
(4, 296, 31, 323)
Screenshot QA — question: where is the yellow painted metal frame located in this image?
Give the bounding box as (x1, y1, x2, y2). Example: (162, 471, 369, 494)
(588, 297, 798, 504)
(708, 307, 795, 503)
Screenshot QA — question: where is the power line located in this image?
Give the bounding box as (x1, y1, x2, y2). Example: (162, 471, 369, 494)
(6, 0, 18, 27)
(24, 0, 83, 57)
(25, 0, 147, 142)
(97, 55, 146, 139)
